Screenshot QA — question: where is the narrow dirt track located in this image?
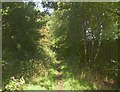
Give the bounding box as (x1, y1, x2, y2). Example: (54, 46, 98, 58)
(55, 61, 64, 90)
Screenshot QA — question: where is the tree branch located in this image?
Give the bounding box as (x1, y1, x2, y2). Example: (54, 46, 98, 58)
(106, 9, 120, 16)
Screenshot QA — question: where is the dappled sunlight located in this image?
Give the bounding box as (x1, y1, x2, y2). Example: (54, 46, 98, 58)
(2, 2, 119, 91)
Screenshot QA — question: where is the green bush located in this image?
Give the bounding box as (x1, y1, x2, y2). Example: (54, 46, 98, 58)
(5, 77, 25, 90)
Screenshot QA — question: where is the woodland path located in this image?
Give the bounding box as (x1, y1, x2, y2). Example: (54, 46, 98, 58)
(55, 60, 64, 90)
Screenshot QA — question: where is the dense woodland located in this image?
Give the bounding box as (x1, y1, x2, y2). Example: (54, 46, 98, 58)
(2, 2, 120, 90)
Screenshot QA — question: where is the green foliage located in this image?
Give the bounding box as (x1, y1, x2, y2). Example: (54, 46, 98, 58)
(63, 77, 97, 90)
(2, 2, 119, 90)
(5, 77, 25, 90)
(23, 76, 55, 90)
(2, 2, 48, 89)
(2, 2, 41, 60)
(47, 2, 119, 89)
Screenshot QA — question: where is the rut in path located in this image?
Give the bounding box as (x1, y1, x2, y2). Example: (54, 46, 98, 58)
(55, 61, 64, 90)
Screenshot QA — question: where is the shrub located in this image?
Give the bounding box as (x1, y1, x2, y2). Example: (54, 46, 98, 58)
(5, 77, 25, 90)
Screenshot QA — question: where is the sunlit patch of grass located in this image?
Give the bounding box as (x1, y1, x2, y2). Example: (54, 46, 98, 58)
(63, 76, 97, 90)
(23, 65, 57, 90)
(23, 75, 55, 90)
(23, 84, 46, 90)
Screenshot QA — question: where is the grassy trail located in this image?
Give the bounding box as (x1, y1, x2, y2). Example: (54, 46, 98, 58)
(55, 60, 64, 90)
(22, 60, 98, 90)
(21, 58, 114, 90)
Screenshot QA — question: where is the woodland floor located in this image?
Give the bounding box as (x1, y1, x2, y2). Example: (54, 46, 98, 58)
(55, 60, 64, 90)
(21, 59, 117, 90)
